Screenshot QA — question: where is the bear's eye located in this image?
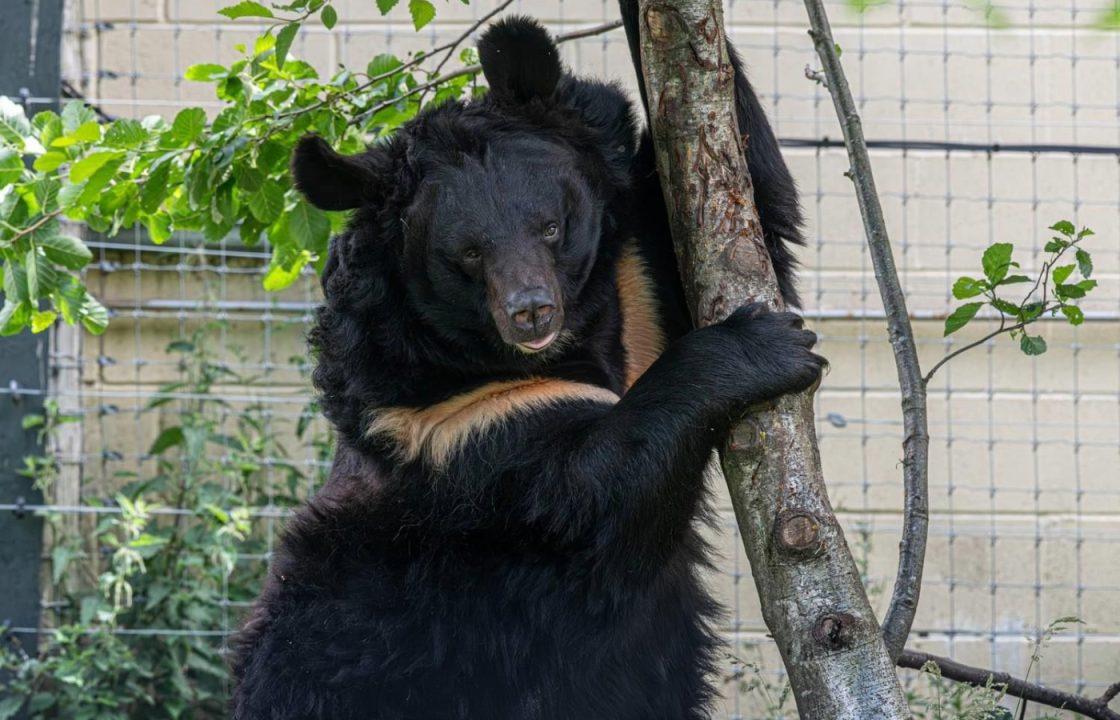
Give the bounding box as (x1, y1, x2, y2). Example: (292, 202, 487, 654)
(543, 223, 559, 239)
(461, 247, 482, 263)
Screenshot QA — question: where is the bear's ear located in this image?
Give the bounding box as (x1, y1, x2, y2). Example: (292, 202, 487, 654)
(478, 16, 561, 104)
(291, 135, 377, 211)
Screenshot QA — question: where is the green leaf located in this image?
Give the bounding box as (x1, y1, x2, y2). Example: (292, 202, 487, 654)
(1049, 220, 1076, 237)
(50, 120, 100, 147)
(377, 0, 400, 13)
(1061, 305, 1084, 326)
(1056, 284, 1086, 300)
(1044, 238, 1067, 253)
(951, 276, 987, 299)
(39, 234, 93, 270)
(33, 150, 67, 172)
(0, 147, 22, 188)
(275, 22, 301, 70)
(1075, 248, 1092, 279)
(263, 248, 313, 291)
(368, 53, 404, 77)
(0, 96, 32, 145)
(60, 101, 96, 132)
(140, 160, 171, 213)
(249, 180, 285, 224)
(184, 63, 228, 82)
(990, 298, 1020, 317)
(1076, 279, 1097, 293)
(25, 248, 39, 299)
(31, 309, 57, 333)
(170, 107, 206, 145)
(69, 150, 124, 183)
(1051, 264, 1075, 286)
(1020, 334, 1047, 356)
(148, 426, 184, 455)
(0, 696, 24, 720)
(103, 118, 148, 148)
(944, 302, 983, 336)
(286, 198, 330, 250)
(0, 300, 31, 336)
(997, 274, 1029, 285)
(981, 242, 1014, 284)
(78, 292, 108, 334)
(408, 0, 436, 29)
(218, 0, 274, 19)
(321, 4, 338, 28)
(144, 212, 172, 244)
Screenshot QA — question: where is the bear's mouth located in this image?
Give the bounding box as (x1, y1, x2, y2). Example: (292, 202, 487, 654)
(515, 331, 559, 354)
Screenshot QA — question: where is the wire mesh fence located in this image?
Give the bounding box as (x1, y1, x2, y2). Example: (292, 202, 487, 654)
(2, 0, 1117, 717)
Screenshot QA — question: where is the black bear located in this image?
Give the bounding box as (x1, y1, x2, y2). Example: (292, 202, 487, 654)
(231, 7, 821, 719)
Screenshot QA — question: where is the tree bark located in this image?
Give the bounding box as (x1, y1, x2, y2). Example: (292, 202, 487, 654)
(633, 1, 911, 717)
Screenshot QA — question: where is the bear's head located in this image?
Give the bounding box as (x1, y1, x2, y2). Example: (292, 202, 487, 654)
(294, 17, 637, 371)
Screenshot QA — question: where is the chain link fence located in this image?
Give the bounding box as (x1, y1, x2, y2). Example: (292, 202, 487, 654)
(2, 0, 1117, 717)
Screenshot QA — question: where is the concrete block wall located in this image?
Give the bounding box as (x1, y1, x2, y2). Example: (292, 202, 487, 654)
(63, 1, 1119, 717)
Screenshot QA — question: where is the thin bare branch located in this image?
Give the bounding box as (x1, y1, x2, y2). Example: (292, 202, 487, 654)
(801, 0, 929, 663)
(899, 649, 1120, 720)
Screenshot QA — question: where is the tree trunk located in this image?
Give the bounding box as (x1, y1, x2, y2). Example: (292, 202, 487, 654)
(633, 2, 911, 716)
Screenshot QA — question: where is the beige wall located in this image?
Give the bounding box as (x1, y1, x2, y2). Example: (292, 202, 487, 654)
(67, 1, 1119, 717)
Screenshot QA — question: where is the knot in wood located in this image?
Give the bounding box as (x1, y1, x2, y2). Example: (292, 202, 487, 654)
(812, 612, 859, 650)
(776, 512, 820, 553)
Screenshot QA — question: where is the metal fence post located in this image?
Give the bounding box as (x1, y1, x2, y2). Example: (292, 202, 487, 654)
(0, 0, 65, 655)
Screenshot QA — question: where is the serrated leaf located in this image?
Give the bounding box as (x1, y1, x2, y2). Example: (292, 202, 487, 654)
(69, 150, 124, 183)
(0, 147, 22, 188)
(286, 198, 329, 250)
(103, 118, 148, 148)
(144, 212, 172, 244)
(981, 243, 1014, 284)
(1049, 220, 1076, 236)
(140, 160, 171, 213)
(0, 695, 24, 720)
(0, 300, 31, 336)
(990, 298, 1020, 317)
(218, 0, 274, 19)
(0, 96, 32, 145)
(1057, 283, 1086, 299)
(409, 0, 436, 29)
(79, 291, 108, 334)
(944, 302, 983, 336)
(249, 181, 285, 224)
(997, 274, 1029, 285)
(1051, 264, 1075, 286)
(170, 107, 206, 144)
(60, 101, 96, 132)
(377, 0, 400, 13)
(321, 4, 338, 28)
(1060, 305, 1084, 326)
(1043, 238, 1066, 253)
(39, 235, 93, 270)
(275, 22, 300, 69)
(1020, 302, 1045, 321)
(1020, 334, 1047, 356)
(1076, 279, 1097, 292)
(1075, 248, 1092, 279)
(368, 53, 404, 78)
(25, 248, 38, 299)
(951, 276, 987, 299)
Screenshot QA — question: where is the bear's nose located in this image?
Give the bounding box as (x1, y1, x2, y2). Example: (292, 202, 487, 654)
(506, 288, 556, 333)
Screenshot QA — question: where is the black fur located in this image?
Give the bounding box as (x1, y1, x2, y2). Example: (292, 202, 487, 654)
(231, 10, 818, 720)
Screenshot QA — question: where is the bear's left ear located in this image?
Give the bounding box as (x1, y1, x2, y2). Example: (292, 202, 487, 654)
(291, 135, 378, 211)
(478, 16, 561, 104)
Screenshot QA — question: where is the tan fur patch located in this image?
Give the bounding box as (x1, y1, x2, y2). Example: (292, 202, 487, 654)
(368, 378, 619, 467)
(616, 240, 667, 390)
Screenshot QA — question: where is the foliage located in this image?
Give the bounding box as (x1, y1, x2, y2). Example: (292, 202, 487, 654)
(0, 0, 481, 337)
(943, 222, 1097, 356)
(0, 326, 331, 719)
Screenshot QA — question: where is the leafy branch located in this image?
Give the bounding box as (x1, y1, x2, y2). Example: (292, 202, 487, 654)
(927, 221, 1097, 383)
